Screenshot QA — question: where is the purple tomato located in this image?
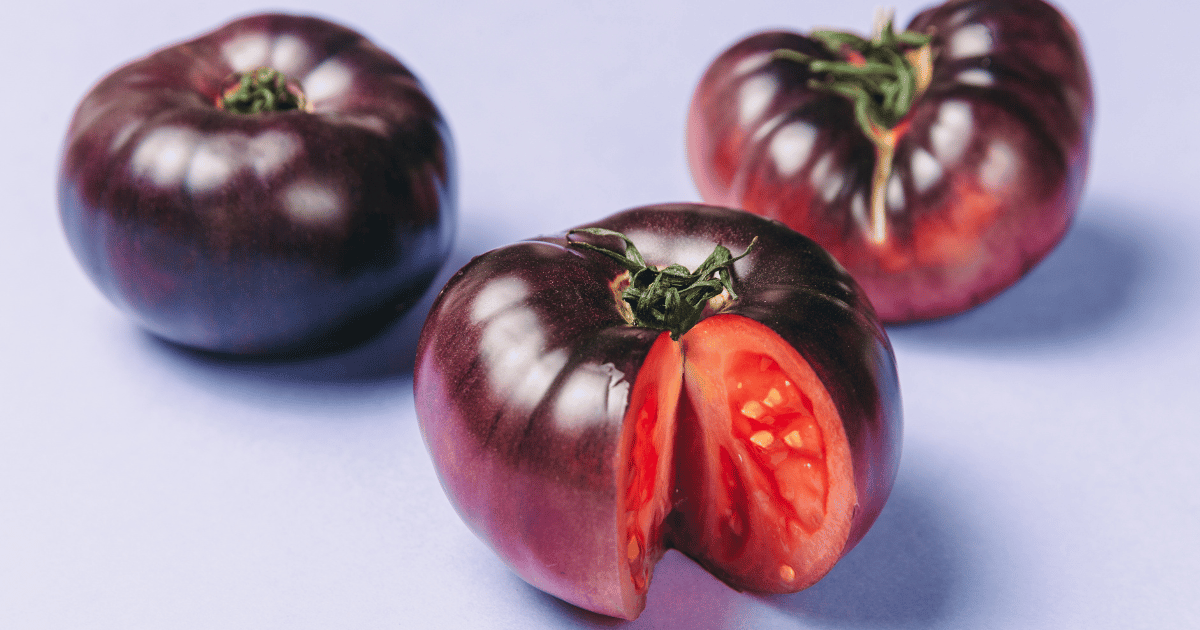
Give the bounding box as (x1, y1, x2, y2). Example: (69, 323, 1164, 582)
(687, 0, 1092, 322)
(59, 13, 454, 355)
(414, 204, 901, 619)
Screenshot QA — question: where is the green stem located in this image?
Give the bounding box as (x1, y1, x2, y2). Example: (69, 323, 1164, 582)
(219, 67, 307, 114)
(772, 20, 932, 133)
(566, 228, 757, 340)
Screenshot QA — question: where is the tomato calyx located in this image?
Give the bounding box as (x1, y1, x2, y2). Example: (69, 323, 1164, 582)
(772, 16, 933, 244)
(772, 18, 932, 135)
(567, 228, 757, 340)
(218, 67, 309, 114)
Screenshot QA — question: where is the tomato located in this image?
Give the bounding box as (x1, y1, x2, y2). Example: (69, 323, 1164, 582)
(686, 0, 1092, 322)
(414, 204, 901, 619)
(58, 13, 455, 355)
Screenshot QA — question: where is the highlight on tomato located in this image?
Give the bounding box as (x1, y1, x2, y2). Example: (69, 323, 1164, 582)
(414, 204, 901, 619)
(687, 0, 1093, 322)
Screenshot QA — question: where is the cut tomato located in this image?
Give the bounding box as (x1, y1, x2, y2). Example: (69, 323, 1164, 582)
(416, 204, 900, 619)
(618, 314, 856, 599)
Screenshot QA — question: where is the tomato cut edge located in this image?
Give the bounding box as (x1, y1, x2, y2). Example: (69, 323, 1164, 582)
(614, 332, 681, 618)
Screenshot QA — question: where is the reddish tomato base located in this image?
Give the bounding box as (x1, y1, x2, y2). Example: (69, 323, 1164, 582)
(620, 314, 856, 603)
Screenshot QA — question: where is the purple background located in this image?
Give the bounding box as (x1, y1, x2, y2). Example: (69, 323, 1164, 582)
(3, 1, 1197, 627)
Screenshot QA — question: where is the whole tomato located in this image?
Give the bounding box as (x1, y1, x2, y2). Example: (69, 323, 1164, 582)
(687, 0, 1092, 322)
(414, 204, 901, 619)
(58, 14, 455, 355)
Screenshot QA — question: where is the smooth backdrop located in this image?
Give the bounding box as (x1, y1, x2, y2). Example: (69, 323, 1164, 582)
(3, 1, 1197, 628)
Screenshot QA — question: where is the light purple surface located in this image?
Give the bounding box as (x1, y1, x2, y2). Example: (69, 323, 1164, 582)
(2, 0, 1197, 627)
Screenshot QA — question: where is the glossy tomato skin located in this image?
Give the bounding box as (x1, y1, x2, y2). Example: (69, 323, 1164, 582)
(414, 204, 901, 619)
(59, 14, 455, 355)
(687, 0, 1092, 322)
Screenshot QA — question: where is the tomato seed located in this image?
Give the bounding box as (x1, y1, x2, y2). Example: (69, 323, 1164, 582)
(750, 430, 774, 448)
(729, 513, 743, 537)
(741, 400, 766, 419)
(779, 564, 796, 582)
(763, 387, 783, 408)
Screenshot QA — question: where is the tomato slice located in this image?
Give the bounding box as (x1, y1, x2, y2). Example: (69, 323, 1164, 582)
(619, 314, 856, 598)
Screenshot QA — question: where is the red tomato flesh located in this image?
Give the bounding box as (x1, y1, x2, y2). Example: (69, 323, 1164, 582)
(621, 313, 856, 598)
(621, 333, 679, 603)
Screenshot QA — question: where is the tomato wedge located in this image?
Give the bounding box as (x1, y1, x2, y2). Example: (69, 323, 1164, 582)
(671, 314, 856, 592)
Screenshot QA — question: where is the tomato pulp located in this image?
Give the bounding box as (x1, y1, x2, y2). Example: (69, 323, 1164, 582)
(622, 315, 856, 596)
(415, 204, 900, 619)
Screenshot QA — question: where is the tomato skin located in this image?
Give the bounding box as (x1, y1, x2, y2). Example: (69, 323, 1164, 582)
(58, 14, 455, 355)
(414, 204, 901, 619)
(686, 0, 1092, 322)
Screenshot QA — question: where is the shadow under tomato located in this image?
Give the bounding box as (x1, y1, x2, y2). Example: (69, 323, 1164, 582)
(137, 205, 525, 393)
(760, 458, 964, 628)
(626, 551, 740, 628)
(520, 451, 969, 624)
(529, 549, 739, 629)
(140, 280, 433, 385)
(887, 203, 1156, 350)
(530, 455, 968, 629)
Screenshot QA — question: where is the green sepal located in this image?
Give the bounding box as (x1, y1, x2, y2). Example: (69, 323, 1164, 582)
(221, 67, 306, 115)
(566, 227, 757, 340)
(772, 20, 932, 132)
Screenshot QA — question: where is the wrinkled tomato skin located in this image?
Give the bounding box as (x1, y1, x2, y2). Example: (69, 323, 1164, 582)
(58, 13, 455, 355)
(414, 204, 901, 619)
(686, 0, 1092, 322)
